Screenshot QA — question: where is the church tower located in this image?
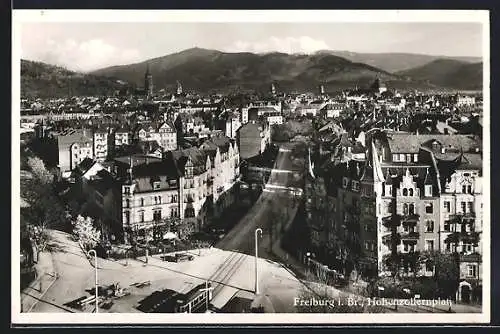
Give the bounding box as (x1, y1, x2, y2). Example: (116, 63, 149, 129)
(145, 64, 153, 98)
(177, 80, 183, 95)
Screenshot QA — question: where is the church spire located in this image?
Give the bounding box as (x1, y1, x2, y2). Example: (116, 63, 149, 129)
(145, 63, 153, 98)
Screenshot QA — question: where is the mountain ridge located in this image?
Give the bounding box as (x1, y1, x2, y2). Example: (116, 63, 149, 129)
(396, 59, 483, 91)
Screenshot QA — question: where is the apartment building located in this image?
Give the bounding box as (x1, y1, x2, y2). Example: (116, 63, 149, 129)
(137, 121, 177, 152)
(116, 135, 240, 242)
(55, 128, 94, 173)
(93, 126, 109, 162)
(305, 131, 483, 301)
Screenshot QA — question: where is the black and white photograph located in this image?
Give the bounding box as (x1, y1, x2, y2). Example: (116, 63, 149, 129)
(12, 10, 490, 324)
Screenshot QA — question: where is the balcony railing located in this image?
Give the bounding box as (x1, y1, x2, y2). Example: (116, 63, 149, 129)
(382, 233, 401, 246)
(402, 214, 420, 223)
(401, 231, 420, 240)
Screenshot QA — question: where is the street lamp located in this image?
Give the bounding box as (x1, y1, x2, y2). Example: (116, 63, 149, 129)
(87, 249, 98, 313)
(306, 252, 311, 275)
(255, 228, 263, 295)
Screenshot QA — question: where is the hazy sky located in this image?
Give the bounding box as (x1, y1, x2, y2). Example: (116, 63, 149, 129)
(20, 22, 483, 72)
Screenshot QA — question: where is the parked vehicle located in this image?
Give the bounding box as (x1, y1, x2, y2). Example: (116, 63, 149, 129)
(174, 253, 194, 262)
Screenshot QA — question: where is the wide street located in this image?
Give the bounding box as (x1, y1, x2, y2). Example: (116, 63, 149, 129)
(216, 141, 304, 258)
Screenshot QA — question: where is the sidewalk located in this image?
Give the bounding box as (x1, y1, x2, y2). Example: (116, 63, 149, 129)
(20, 250, 59, 313)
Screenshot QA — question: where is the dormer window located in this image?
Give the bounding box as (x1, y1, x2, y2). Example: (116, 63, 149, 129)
(153, 181, 161, 190)
(425, 185, 433, 197)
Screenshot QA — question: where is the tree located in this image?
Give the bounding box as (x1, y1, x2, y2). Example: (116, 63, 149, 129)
(27, 156, 53, 185)
(72, 215, 101, 251)
(433, 252, 460, 299)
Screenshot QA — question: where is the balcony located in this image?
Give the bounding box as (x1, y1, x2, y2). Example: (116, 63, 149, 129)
(401, 231, 420, 240)
(402, 214, 420, 223)
(382, 233, 401, 246)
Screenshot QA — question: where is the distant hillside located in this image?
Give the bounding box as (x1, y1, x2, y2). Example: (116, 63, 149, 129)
(318, 50, 481, 73)
(91, 47, 425, 94)
(21, 60, 129, 98)
(396, 59, 483, 91)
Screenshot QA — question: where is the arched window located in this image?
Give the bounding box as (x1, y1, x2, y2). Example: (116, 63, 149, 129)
(409, 188, 414, 196)
(403, 188, 408, 196)
(403, 203, 409, 215)
(409, 204, 415, 215)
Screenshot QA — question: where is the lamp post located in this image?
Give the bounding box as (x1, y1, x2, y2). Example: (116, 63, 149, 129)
(306, 252, 311, 275)
(255, 228, 263, 295)
(88, 249, 98, 313)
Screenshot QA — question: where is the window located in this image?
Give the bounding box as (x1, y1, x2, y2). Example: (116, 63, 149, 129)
(426, 240, 434, 251)
(393, 154, 399, 162)
(153, 209, 162, 221)
(467, 185, 473, 194)
(125, 199, 130, 208)
(413, 154, 419, 162)
(462, 185, 467, 193)
(467, 264, 477, 278)
(409, 203, 415, 215)
(461, 202, 466, 213)
(139, 211, 145, 222)
(425, 220, 434, 232)
(342, 177, 349, 188)
(386, 185, 392, 196)
(406, 154, 412, 162)
(403, 188, 408, 196)
(158, 196, 162, 204)
(403, 203, 409, 215)
(124, 186, 130, 195)
(409, 188, 414, 196)
(365, 242, 370, 250)
(467, 202, 474, 213)
(171, 195, 178, 203)
(400, 154, 405, 161)
(140, 198, 145, 207)
(171, 207, 179, 218)
(153, 181, 161, 190)
(445, 242, 451, 252)
(125, 211, 130, 224)
(403, 243, 415, 252)
(444, 201, 451, 213)
(425, 203, 433, 214)
(425, 185, 432, 197)
(463, 242, 473, 253)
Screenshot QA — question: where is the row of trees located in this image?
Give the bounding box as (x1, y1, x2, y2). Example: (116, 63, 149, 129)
(21, 156, 67, 259)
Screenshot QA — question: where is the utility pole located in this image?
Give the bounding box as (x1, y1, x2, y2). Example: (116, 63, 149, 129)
(88, 249, 98, 313)
(255, 228, 263, 295)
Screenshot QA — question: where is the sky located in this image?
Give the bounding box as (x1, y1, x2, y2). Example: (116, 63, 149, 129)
(19, 22, 483, 72)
